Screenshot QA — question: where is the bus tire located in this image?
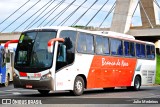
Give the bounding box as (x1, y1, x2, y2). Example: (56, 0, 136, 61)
(4, 74, 10, 87)
(127, 76, 141, 91)
(71, 76, 84, 96)
(133, 76, 141, 91)
(38, 90, 50, 95)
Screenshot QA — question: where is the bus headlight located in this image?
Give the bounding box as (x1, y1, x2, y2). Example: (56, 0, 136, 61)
(40, 72, 52, 80)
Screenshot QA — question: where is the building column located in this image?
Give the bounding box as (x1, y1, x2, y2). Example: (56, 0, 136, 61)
(110, 0, 136, 33)
(140, 0, 159, 28)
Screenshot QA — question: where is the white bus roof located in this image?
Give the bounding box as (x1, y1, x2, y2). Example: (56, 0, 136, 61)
(26, 26, 154, 45)
(93, 31, 135, 40)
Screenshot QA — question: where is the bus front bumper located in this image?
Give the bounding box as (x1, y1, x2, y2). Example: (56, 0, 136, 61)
(13, 76, 54, 90)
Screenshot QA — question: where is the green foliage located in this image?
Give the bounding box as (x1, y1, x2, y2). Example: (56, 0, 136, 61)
(156, 55, 160, 84)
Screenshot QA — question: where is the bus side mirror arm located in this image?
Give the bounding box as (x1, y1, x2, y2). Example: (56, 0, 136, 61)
(48, 38, 65, 53)
(4, 40, 19, 53)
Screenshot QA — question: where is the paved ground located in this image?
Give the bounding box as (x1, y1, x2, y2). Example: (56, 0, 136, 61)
(0, 83, 160, 107)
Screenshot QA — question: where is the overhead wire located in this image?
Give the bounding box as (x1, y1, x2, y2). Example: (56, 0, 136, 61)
(37, 0, 68, 27)
(48, 0, 77, 26)
(85, 0, 109, 27)
(154, 0, 160, 9)
(71, 0, 98, 26)
(23, 0, 56, 31)
(1, 0, 41, 32)
(13, 0, 53, 32)
(132, 0, 140, 18)
(26, 0, 65, 30)
(99, 1, 116, 27)
(58, 0, 87, 26)
(139, 0, 153, 28)
(0, 0, 30, 25)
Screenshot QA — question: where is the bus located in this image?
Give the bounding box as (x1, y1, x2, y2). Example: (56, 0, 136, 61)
(10, 26, 156, 95)
(0, 42, 17, 86)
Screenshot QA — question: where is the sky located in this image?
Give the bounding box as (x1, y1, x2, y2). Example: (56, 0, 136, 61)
(0, 0, 160, 33)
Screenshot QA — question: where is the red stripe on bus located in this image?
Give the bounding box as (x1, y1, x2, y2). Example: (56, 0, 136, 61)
(87, 56, 137, 88)
(4, 40, 19, 48)
(19, 72, 27, 77)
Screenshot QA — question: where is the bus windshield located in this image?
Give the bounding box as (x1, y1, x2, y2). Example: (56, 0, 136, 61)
(15, 30, 57, 73)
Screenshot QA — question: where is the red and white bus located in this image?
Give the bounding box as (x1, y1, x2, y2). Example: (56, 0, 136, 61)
(8, 26, 156, 96)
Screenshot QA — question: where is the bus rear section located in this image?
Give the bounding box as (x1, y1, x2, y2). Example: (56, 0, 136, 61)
(12, 27, 156, 95)
(0, 43, 17, 87)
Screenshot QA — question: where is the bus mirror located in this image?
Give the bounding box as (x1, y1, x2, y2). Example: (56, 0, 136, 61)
(48, 38, 65, 53)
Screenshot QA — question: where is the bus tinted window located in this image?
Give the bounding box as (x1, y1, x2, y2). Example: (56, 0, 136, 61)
(95, 36, 103, 54)
(60, 30, 77, 53)
(103, 37, 109, 55)
(146, 45, 155, 59)
(77, 32, 94, 54)
(141, 44, 145, 58)
(136, 43, 140, 58)
(110, 38, 123, 56)
(60, 30, 77, 65)
(95, 36, 109, 55)
(86, 35, 94, 53)
(151, 45, 155, 59)
(124, 41, 135, 57)
(136, 43, 146, 58)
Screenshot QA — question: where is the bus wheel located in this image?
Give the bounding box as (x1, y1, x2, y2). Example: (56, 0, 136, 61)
(127, 76, 141, 91)
(71, 76, 84, 96)
(133, 76, 141, 91)
(4, 75, 9, 87)
(38, 90, 50, 95)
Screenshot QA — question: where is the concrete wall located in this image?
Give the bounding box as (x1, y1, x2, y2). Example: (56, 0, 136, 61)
(110, 0, 136, 33)
(0, 33, 20, 42)
(140, 0, 160, 27)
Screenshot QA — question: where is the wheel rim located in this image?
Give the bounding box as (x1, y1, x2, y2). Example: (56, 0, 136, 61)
(75, 80, 83, 93)
(135, 79, 140, 89)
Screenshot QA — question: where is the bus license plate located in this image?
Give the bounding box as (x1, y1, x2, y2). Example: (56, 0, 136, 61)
(26, 85, 32, 88)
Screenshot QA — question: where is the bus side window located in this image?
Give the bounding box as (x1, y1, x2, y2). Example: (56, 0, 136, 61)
(86, 35, 94, 54)
(141, 44, 146, 58)
(124, 41, 129, 56)
(110, 38, 123, 56)
(103, 37, 109, 55)
(124, 41, 135, 57)
(130, 42, 135, 57)
(77, 32, 94, 54)
(95, 36, 109, 55)
(57, 44, 66, 62)
(95, 36, 103, 54)
(148, 45, 155, 59)
(56, 30, 77, 71)
(151, 46, 155, 59)
(136, 43, 141, 58)
(77, 34, 86, 53)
